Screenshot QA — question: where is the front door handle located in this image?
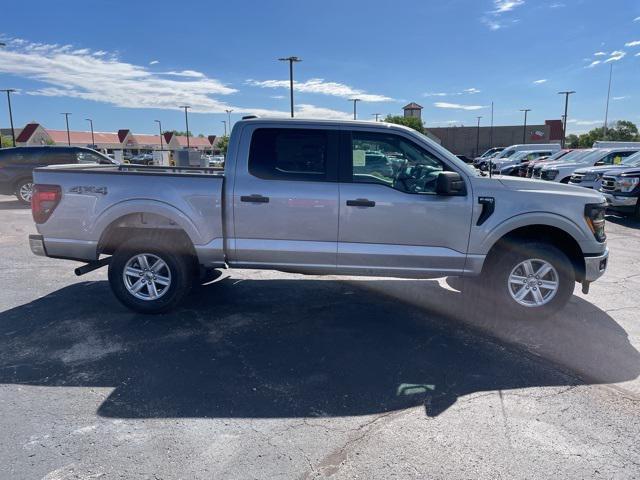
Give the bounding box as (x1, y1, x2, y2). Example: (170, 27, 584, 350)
(346, 198, 376, 207)
(241, 194, 270, 203)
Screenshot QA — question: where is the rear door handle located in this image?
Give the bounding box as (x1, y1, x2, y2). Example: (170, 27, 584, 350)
(346, 198, 376, 207)
(241, 194, 269, 203)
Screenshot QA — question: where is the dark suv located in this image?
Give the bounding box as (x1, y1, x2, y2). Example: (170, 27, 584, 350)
(0, 146, 113, 204)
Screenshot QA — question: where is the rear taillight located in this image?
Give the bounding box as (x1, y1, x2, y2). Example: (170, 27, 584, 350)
(32, 184, 62, 224)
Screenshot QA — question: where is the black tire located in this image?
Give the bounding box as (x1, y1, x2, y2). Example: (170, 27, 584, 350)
(560, 177, 571, 184)
(484, 242, 575, 320)
(634, 198, 640, 219)
(108, 237, 194, 314)
(15, 178, 34, 205)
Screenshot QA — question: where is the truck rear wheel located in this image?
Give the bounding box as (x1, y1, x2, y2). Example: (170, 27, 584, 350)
(15, 178, 34, 205)
(108, 237, 194, 314)
(486, 242, 574, 320)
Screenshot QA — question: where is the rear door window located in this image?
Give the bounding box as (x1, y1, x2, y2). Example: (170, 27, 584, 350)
(248, 128, 338, 181)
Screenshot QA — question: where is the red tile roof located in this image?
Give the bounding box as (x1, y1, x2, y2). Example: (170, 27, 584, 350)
(403, 102, 423, 110)
(16, 123, 39, 143)
(133, 134, 163, 146)
(174, 135, 212, 147)
(117, 129, 130, 143)
(46, 129, 120, 144)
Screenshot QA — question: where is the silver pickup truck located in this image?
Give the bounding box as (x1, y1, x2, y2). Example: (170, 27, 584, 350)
(29, 118, 609, 317)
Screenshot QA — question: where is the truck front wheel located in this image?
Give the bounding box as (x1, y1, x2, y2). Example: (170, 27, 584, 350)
(487, 242, 574, 320)
(108, 237, 193, 314)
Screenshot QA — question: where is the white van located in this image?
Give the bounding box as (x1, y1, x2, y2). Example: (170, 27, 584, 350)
(494, 143, 561, 160)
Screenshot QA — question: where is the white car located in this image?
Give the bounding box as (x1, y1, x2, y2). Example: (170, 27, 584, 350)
(570, 151, 640, 189)
(539, 148, 640, 183)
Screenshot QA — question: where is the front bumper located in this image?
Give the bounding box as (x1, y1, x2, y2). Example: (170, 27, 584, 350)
(584, 248, 609, 282)
(602, 192, 638, 208)
(29, 234, 47, 257)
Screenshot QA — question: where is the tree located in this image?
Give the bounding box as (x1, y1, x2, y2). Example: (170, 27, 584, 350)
(167, 130, 192, 137)
(0, 135, 13, 148)
(565, 134, 579, 149)
(383, 115, 424, 133)
(576, 120, 639, 147)
(217, 135, 229, 155)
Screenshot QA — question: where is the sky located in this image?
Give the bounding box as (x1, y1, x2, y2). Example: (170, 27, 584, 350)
(1, 0, 639, 137)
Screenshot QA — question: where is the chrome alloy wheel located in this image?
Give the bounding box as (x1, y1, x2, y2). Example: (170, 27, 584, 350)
(19, 182, 33, 203)
(122, 253, 172, 301)
(507, 258, 559, 308)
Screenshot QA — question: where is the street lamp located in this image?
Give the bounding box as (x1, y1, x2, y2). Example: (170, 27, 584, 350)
(154, 120, 163, 150)
(372, 113, 381, 122)
(519, 109, 531, 144)
(349, 98, 361, 120)
(0, 89, 16, 147)
(558, 91, 575, 148)
(179, 105, 191, 148)
(603, 64, 613, 140)
(221, 120, 227, 137)
(85, 118, 95, 147)
(278, 56, 302, 118)
(61, 112, 72, 146)
(225, 109, 233, 134)
(476, 116, 482, 158)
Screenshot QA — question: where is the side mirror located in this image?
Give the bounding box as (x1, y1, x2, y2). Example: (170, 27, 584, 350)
(436, 171, 466, 196)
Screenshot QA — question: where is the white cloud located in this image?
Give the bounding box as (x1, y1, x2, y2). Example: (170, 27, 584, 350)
(492, 0, 525, 14)
(612, 96, 627, 101)
(149, 60, 159, 65)
(637, 52, 640, 57)
(568, 119, 601, 126)
(434, 102, 486, 111)
(635, 16, 640, 22)
(270, 95, 285, 100)
(246, 78, 393, 102)
(423, 88, 480, 97)
(0, 37, 354, 121)
(482, 0, 524, 29)
(604, 50, 626, 63)
(549, 3, 565, 8)
(593, 51, 607, 56)
(586, 60, 601, 68)
(533, 79, 547, 84)
(625, 40, 640, 47)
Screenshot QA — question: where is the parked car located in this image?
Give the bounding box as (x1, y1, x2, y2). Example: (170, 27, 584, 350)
(538, 147, 640, 183)
(491, 149, 556, 176)
(531, 149, 594, 179)
(518, 149, 573, 177)
(29, 118, 608, 318)
(456, 154, 474, 164)
(569, 152, 640, 190)
(477, 143, 560, 172)
(0, 146, 113, 204)
(130, 153, 154, 165)
(600, 167, 640, 218)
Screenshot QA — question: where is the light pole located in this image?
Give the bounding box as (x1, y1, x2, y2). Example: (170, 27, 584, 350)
(278, 56, 302, 118)
(221, 120, 227, 137)
(179, 105, 191, 148)
(475, 116, 482, 158)
(1, 89, 17, 147)
(372, 113, 381, 122)
(61, 112, 72, 145)
(349, 98, 361, 120)
(225, 109, 233, 134)
(490, 101, 494, 147)
(603, 64, 613, 140)
(154, 120, 163, 150)
(520, 109, 531, 144)
(85, 118, 95, 147)
(558, 91, 575, 148)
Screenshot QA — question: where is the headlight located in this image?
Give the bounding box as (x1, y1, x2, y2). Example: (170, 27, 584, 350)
(584, 203, 606, 243)
(618, 176, 640, 193)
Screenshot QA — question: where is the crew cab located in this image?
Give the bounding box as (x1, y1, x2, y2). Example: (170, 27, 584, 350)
(570, 151, 640, 190)
(491, 149, 555, 176)
(600, 167, 640, 218)
(538, 147, 639, 183)
(29, 119, 609, 317)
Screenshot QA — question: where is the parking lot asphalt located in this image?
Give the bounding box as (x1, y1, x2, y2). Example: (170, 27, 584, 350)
(0, 197, 639, 479)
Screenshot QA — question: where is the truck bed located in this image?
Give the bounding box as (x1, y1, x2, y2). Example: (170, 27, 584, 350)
(32, 163, 225, 265)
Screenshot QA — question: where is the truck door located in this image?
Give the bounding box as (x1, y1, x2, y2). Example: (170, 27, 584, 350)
(337, 129, 473, 277)
(230, 126, 340, 273)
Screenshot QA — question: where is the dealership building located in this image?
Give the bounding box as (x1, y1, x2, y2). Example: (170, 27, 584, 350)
(13, 123, 218, 154)
(403, 104, 564, 158)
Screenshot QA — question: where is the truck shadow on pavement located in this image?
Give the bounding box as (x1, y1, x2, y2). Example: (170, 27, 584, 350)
(0, 276, 638, 419)
(0, 199, 28, 210)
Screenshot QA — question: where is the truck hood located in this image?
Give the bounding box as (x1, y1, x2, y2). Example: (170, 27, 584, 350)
(541, 160, 589, 170)
(574, 164, 632, 174)
(496, 176, 605, 202)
